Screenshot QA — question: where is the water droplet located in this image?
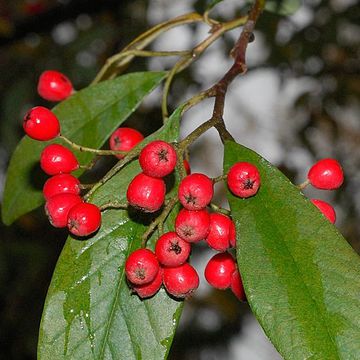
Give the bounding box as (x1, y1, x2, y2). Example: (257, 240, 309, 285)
(79, 317, 85, 330)
(69, 309, 74, 314)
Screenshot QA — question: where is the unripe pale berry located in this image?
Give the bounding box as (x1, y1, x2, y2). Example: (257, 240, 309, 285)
(37, 70, 73, 101)
(109, 127, 144, 159)
(204, 252, 236, 290)
(131, 267, 163, 299)
(125, 248, 159, 285)
(307, 158, 344, 190)
(126, 173, 166, 212)
(311, 199, 336, 224)
(230, 270, 246, 301)
(40, 144, 79, 175)
(67, 202, 102, 237)
(155, 232, 191, 267)
(227, 162, 261, 198)
(178, 173, 214, 210)
(163, 263, 199, 298)
(139, 140, 177, 178)
(45, 193, 82, 228)
(43, 174, 80, 200)
(175, 208, 210, 243)
(206, 213, 233, 252)
(23, 106, 60, 141)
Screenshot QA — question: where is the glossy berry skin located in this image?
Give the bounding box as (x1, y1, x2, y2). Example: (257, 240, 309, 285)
(307, 158, 344, 190)
(227, 162, 261, 198)
(183, 159, 191, 175)
(37, 70, 73, 102)
(40, 144, 79, 175)
(45, 193, 82, 228)
(139, 140, 177, 178)
(178, 173, 214, 210)
(109, 128, 144, 159)
(67, 202, 102, 236)
(126, 173, 166, 213)
(43, 174, 80, 200)
(163, 263, 199, 298)
(131, 267, 163, 299)
(175, 208, 210, 243)
(125, 249, 159, 285)
(229, 220, 236, 248)
(206, 213, 233, 252)
(311, 199, 336, 224)
(155, 232, 191, 267)
(23, 106, 60, 141)
(231, 270, 246, 301)
(204, 252, 236, 290)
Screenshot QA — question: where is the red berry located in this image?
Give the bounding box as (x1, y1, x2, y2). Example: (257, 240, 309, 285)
(183, 159, 191, 175)
(230, 270, 246, 301)
(23, 106, 60, 141)
(139, 140, 177, 178)
(206, 213, 233, 252)
(43, 174, 80, 200)
(204, 252, 236, 290)
(125, 249, 159, 285)
(126, 173, 166, 212)
(229, 220, 236, 248)
(307, 158, 344, 190)
(178, 173, 214, 210)
(155, 232, 191, 267)
(131, 267, 163, 299)
(175, 208, 210, 243)
(227, 162, 261, 198)
(67, 202, 102, 236)
(109, 128, 144, 159)
(37, 70, 73, 102)
(311, 199, 336, 224)
(163, 263, 199, 298)
(40, 144, 79, 175)
(45, 193, 82, 228)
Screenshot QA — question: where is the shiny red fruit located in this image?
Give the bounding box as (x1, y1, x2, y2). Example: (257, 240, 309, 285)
(206, 213, 233, 252)
(230, 270, 246, 301)
(67, 202, 102, 236)
(307, 158, 344, 190)
(37, 70, 73, 101)
(183, 159, 191, 175)
(131, 267, 163, 299)
(229, 220, 236, 248)
(43, 174, 80, 200)
(311, 199, 336, 224)
(109, 127, 144, 159)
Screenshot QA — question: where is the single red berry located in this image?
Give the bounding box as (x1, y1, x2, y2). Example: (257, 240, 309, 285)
(206, 213, 233, 252)
(230, 269, 246, 301)
(229, 219, 236, 248)
(131, 267, 163, 299)
(109, 127, 144, 159)
(139, 140, 177, 178)
(43, 174, 80, 201)
(23, 106, 60, 141)
(204, 252, 236, 290)
(227, 162, 261, 198)
(67, 202, 102, 236)
(45, 193, 82, 228)
(163, 263, 199, 298)
(40, 144, 79, 175)
(175, 208, 210, 243)
(125, 249, 159, 285)
(307, 158, 344, 190)
(155, 232, 191, 267)
(178, 173, 214, 210)
(311, 199, 336, 224)
(183, 159, 191, 175)
(126, 173, 166, 212)
(37, 70, 73, 102)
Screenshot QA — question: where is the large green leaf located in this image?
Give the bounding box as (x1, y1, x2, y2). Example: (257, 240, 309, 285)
(38, 108, 183, 360)
(2, 72, 165, 225)
(224, 141, 360, 360)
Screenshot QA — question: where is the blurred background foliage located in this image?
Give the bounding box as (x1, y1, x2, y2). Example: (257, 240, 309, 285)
(0, 0, 359, 359)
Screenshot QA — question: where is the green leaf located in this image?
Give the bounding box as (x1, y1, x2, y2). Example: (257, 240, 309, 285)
(38, 108, 184, 360)
(2, 72, 166, 225)
(224, 141, 360, 360)
(246, 0, 300, 16)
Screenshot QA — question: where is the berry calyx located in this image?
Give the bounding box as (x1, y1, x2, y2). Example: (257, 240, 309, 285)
(311, 199, 336, 224)
(206, 213, 233, 252)
(37, 70, 73, 102)
(126, 173, 166, 212)
(227, 162, 261, 198)
(178, 173, 214, 210)
(163, 263, 199, 298)
(67, 202, 102, 236)
(230, 270, 246, 301)
(307, 158, 344, 190)
(40, 144, 79, 175)
(109, 127, 144, 159)
(131, 267, 163, 299)
(43, 174, 80, 201)
(204, 252, 236, 290)
(175, 208, 210, 243)
(23, 106, 60, 141)
(45, 193, 82, 228)
(125, 249, 159, 285)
